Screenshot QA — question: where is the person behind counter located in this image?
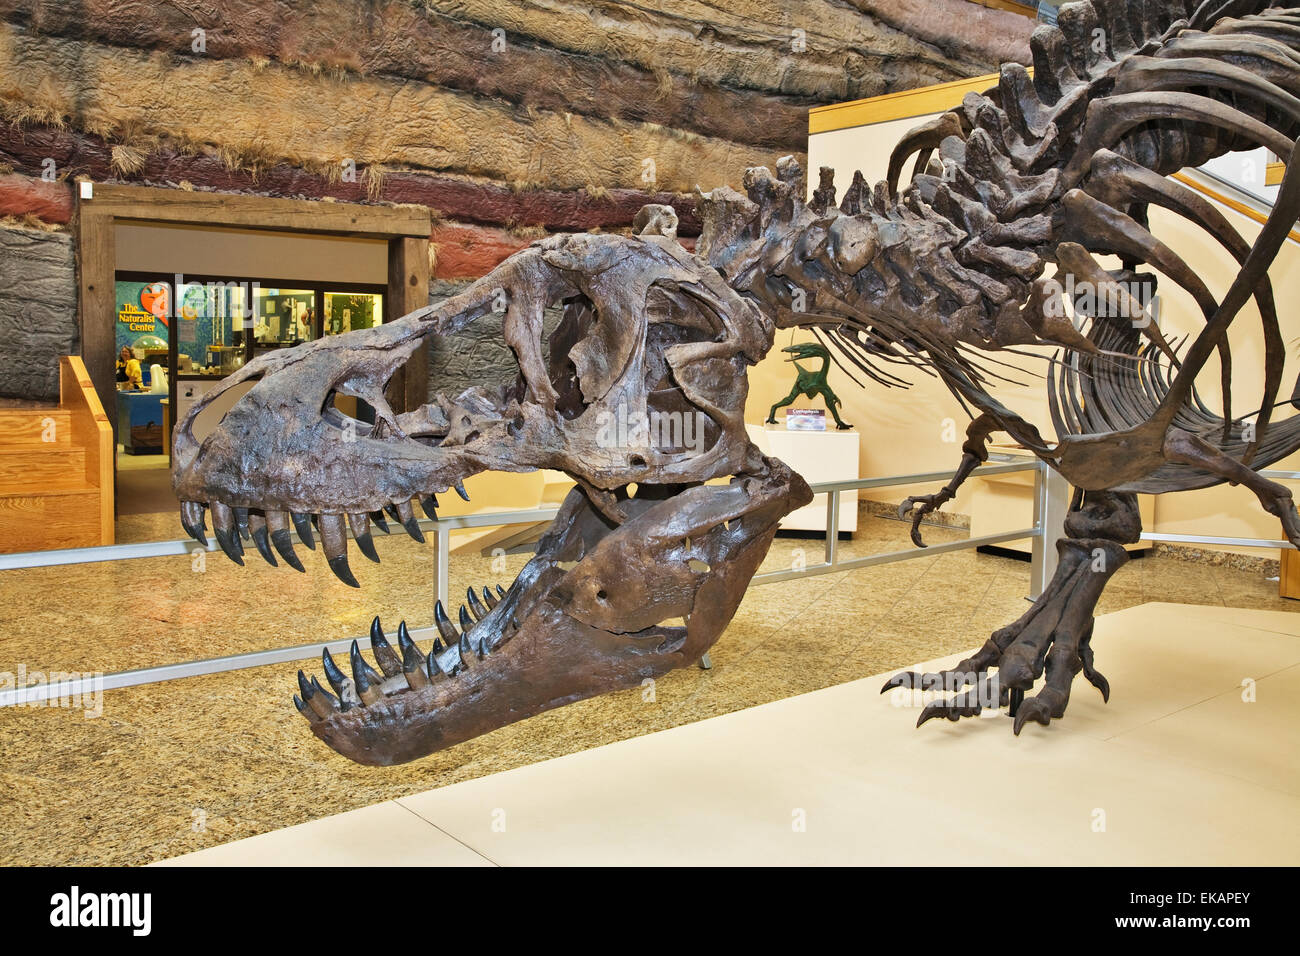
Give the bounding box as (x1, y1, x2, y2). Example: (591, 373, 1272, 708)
(116, 346, 143, 390)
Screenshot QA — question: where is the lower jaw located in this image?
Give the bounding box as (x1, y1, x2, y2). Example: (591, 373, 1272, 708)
(313, 611, 693, 766)
(293, 463, 809, 765)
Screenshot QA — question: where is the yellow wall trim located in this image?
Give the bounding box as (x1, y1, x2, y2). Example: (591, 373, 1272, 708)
(965, 0, 1038, 15)
(1171, 172, 1300, 244)
(809, 72, 1000, 135)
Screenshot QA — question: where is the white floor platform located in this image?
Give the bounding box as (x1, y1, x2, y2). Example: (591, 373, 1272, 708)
(158, 603, 1300, 866)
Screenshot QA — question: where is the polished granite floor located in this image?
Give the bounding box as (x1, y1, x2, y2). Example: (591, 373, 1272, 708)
(1, 512, 1294, 865)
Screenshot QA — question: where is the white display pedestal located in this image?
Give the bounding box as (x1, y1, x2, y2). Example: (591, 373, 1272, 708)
(745, 423, 859, 533)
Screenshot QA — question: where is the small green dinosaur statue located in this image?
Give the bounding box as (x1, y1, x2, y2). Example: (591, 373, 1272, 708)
(765, 342, 852, 429)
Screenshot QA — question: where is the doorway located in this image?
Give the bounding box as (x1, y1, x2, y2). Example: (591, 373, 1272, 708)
(76, 186, 430, 543)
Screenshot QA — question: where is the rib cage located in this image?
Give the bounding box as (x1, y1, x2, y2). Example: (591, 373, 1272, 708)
(807, 0, 1300, 495)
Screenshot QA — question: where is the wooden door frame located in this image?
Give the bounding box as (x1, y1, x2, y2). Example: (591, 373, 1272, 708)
(75, 184, 431, 431)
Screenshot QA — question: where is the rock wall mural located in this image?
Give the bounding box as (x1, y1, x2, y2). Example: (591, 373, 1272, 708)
(0, 0, 1033, 400)
(0, 224, 77, 400)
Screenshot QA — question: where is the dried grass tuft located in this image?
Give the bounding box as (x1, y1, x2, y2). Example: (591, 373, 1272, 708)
(363, 164, 388, 201)
(110, 144, 147, 177)
(0, 213, 65, 233)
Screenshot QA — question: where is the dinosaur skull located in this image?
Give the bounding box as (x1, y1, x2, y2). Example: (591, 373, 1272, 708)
(172, 231, 810, 765)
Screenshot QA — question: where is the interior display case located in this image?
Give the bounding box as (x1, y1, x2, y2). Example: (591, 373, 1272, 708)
(115, 272, 384, 451)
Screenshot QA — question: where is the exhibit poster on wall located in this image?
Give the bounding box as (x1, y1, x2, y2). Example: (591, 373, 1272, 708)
(114, 280, 170, 361)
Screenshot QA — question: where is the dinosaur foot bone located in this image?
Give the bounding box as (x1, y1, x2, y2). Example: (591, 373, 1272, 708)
(882, 490, 1139, 733)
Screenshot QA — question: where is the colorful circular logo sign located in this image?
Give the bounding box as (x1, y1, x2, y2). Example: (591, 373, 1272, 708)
(140, 283, 169, 321)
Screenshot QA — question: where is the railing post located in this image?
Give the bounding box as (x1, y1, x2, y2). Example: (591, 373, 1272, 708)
(1029, 461, 1069, 598)
(826, 488, 840, 569)
(435, 522, 450, 610)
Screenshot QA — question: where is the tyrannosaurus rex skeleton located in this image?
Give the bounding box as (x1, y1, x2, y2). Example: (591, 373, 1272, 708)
(174, 0, 1300, 763)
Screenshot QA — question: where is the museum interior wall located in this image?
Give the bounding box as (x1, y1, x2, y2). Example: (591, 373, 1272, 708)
(0, 0, 1035, 403)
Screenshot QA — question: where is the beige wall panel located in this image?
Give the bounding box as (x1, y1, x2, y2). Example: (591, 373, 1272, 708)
(116, 223, 388, 285)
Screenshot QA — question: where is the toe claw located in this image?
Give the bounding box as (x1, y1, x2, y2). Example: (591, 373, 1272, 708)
(1012, 698, 1052, 735)
(916, 701, 948, 727)
(880, 671, 921, 694)
(916, 695, 981, 727)
(1085, 669, 1110, 703)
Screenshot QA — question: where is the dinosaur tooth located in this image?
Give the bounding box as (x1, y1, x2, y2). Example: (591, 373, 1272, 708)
(327, 552, 360, 590)
(270, 529, 305, 572)
(233, 506, 251, 541)
(298, 670, 337, 720)
(180, 501, 208, 547)
(264, 511, 304, 571)
(383, 502, 402, 525)
(321, 648, 348, 694)
(247, 512, 278, 567)
(420, 495, 439, 521)
(394, 499, 425, 543)
(348, 513, 381, 564)
(321, 648, 359, 710)
(350, 640, 385, 706)
(454, 480, 470, 501)
(458, 604, 475, 634)
(293, 694, 312, 721)
(368, 616, 404, 678)
(369, 510, 391, 535)
(432, 637, 444, 653)
(395, 620, 418, 659)
(496, 584, 506, 598)
(397, 621, 429, 689)
(433, 635, 466, 675)
(426, 648, 444, 678)
(318, 514, 360, 588)
(291, 512, 316, 550)
(458, 632, 473, 667)
(434, 600, 459, 645)
(482, 585, 499, 611)
(467, 586, 489, 621)
(309, 676, 340, 713)
(209, 501, 245, 566)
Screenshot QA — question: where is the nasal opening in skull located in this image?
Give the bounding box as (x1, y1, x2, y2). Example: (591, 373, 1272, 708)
(183, 372, 263, 446)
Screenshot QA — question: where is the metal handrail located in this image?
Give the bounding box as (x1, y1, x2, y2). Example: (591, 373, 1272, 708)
(751, 456, 1045, 588)
(6, 452, 1295, 704)
(1136, 470, 1300, 551)
(0, 456, 1052, 704)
